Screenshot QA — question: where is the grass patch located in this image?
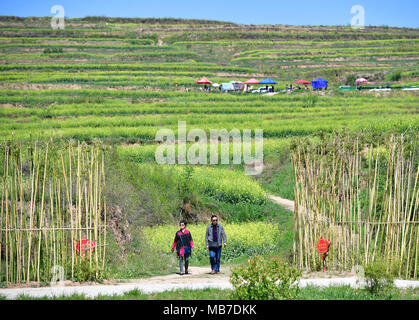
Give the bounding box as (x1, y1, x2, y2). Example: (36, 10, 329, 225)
(12, 288, 233, 300)
(201, 194, 291, 222)
(105, 230, 178, 279)
(8, 285, 419, 300)
(298, 285, 419, 300)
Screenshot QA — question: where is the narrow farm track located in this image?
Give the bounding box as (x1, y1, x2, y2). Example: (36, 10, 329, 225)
(1, 265, 419, 299)
(268, 194, 295, 211)
(0, 266, 232, 299)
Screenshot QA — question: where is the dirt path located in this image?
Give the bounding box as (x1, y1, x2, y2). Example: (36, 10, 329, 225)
(0, 266, 232, 299)
(120, 266, 231, 287)
(268, 194, 295, 211)
(1, 265, 418, 299)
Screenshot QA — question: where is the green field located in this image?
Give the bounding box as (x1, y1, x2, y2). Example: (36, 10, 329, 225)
(0, 17, 417, 144)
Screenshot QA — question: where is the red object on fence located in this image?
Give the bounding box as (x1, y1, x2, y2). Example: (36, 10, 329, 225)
(316, 237, 331, 272)
(76, 238, 96, 257)
(316, 237, 331, 254)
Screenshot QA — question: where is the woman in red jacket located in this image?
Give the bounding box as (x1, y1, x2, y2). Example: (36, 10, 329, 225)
(171, 220, 194, 275)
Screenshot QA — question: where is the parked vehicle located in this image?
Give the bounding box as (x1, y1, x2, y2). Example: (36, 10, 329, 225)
(252, 87, 269, 94)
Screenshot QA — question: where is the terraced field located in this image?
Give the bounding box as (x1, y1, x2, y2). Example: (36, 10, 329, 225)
(0, 16, 418, 203)
(1, 15, 419, 285)
(0, 89, 417, 141)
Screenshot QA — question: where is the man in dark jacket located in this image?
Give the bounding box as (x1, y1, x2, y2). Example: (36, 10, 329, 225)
(205, 215, 227, 274)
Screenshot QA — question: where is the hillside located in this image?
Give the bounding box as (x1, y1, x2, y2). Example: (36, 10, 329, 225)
(0, 16, 418, 142)
(0, 16, 418, 283)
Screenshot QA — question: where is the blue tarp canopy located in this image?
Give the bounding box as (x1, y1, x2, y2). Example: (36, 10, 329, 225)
(259, 78, 277, 84)
(311, 77, 328, 89)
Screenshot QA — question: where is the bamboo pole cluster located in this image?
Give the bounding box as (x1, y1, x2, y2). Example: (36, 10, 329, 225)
(0, 140, 107, 284)
(292, 133, 419, 278)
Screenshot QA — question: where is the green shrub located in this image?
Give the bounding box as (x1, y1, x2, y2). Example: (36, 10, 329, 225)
(43, 47, 63, 54)
(385, 70, 402, 82)
(71, 259, 108, 283)
(177, 165, 200, 220)
(301, 94, 317, 108)
(345, 74, 357, 86)
(363, 259, 395, 296)
(230, 256, 301, 300)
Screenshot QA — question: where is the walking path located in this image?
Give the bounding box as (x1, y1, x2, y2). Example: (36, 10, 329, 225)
(0, 267, 231, 299)
(1, 265, 418, 299)
(268, 194, 295, 211)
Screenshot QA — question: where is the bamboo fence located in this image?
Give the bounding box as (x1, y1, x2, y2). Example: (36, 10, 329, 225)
(0, 140, 107, 284)
(292, 133, 419, 278)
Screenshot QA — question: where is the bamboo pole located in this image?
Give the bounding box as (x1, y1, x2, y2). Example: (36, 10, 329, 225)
(291, 133, 418, 277)
(1, 140, 107, 284)
(5, 147, 10, 283)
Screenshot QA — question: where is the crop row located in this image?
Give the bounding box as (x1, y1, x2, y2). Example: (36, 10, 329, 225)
(117, 138, 290, 164)
(174, 38, 419, 48)
(0, 29, 158, 40)
(4, 39, 417, 52)
(1, 97, 415, 120)
(0, 36, 153, 44)
(0, 51, 200, 62)
(1, 115, 416, 142)
(4, 52, 418, 66)
(1, 88, 418, 104)
(1, 105, 415, 127)
(2, 68, 416, 87)
(0, 63, 256, 73)
(2, 110, 413, 137)
(163, 31, 419, 43)
(0, 74, 272, 87)
(0, 43, 157, 51)
(232, 51, 419, 62)
(0, 44, 173, 51)
(0, 70, 245, 80)
(235, 45, 419, 57)
(1, 88, 418, 101)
